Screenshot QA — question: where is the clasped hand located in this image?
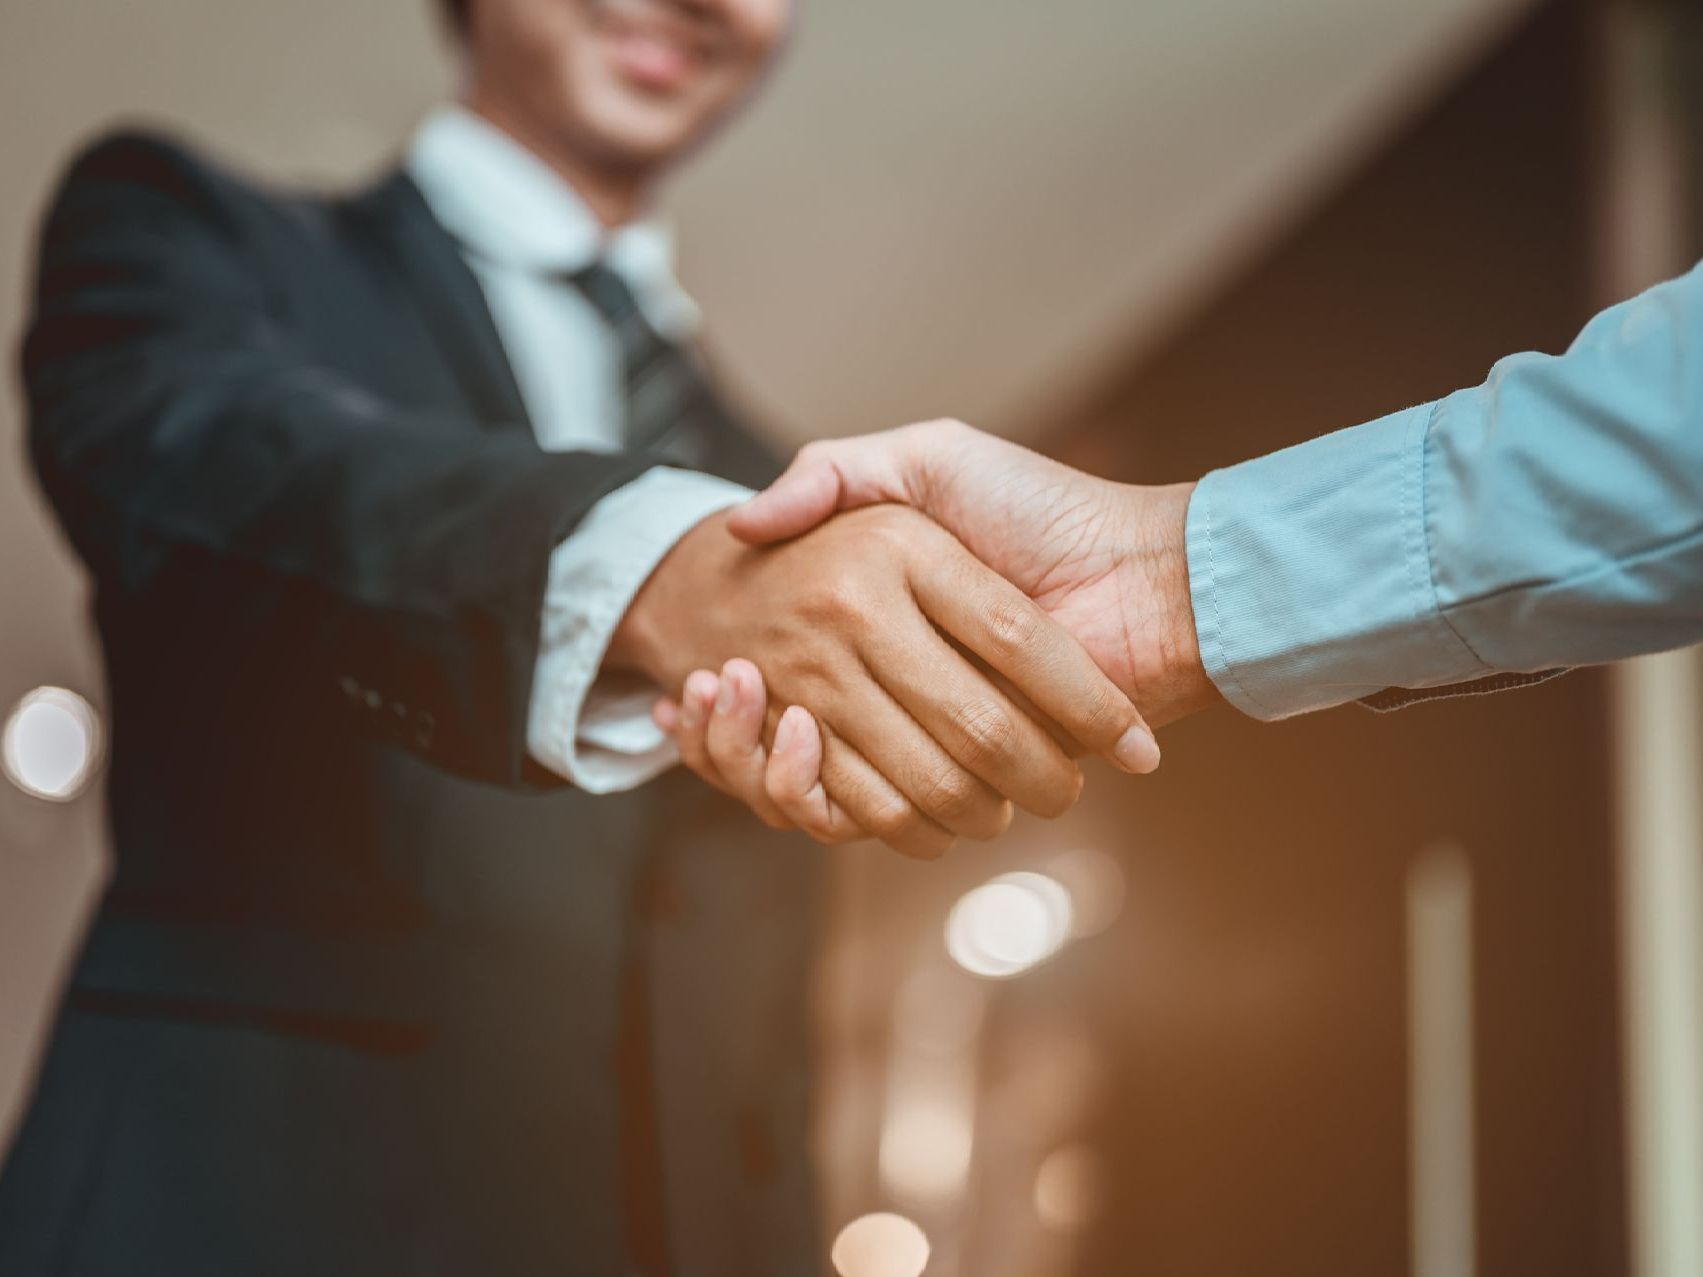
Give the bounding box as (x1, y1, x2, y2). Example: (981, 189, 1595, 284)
(619, 420, 1219, 858)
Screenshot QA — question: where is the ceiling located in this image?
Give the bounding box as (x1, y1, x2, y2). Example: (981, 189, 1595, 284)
(668, 0, 1542, 442)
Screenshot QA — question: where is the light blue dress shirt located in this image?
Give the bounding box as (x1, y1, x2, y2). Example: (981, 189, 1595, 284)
(1186, 259, 1703, 719)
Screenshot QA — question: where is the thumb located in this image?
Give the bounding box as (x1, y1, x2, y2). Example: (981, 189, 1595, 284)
(728, 429, 929, 545)
(726, 447, 849, 544)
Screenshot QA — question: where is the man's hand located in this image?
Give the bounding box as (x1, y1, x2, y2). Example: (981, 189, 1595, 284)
(608, 505, 1158, 859)
(653, 660, 845, 840)
(727, 419, 1221, 726)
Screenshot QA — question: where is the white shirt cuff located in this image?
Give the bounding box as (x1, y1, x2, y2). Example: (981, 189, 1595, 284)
(526, 466, 754, 793)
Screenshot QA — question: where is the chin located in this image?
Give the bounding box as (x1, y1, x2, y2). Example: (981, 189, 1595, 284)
(577, 101, 702, 168)
(557, 46, 736, 169)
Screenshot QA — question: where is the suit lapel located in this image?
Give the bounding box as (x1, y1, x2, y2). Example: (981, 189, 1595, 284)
(349, 172, 533, 434)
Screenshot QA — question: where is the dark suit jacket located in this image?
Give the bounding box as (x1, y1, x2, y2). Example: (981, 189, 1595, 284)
(0, 129, 821, 1277)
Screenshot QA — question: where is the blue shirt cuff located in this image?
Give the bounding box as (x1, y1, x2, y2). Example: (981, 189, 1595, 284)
(1185, 402, 1491, 719)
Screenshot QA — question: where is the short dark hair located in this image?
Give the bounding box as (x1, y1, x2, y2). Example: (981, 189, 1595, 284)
(438, 0, 470, 34)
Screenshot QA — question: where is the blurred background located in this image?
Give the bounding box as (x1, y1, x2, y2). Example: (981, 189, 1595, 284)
(2, 0, 1700, 1274)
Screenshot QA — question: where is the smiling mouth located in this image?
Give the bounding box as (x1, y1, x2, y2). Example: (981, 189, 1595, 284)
(597, 7, 711, 95)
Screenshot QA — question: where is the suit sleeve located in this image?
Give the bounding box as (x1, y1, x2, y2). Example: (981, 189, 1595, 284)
(1185, 259, 1703, 719)
(23, 132, 656, 786)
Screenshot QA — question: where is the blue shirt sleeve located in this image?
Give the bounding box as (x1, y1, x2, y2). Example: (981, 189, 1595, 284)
(1185, 259, 1703, 720)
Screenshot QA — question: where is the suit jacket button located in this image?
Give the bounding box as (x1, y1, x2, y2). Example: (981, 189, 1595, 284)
(364, 689, 382, 710)
(340, 676, 360, 700)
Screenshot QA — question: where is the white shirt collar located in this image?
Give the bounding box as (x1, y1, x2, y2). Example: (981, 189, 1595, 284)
(405, 104, 699, 337)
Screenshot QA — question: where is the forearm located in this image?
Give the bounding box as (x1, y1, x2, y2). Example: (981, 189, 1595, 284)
(30, 364, 655, 784)
(1185, 259, 1703, 719)
(1421, 264, 1703, 667)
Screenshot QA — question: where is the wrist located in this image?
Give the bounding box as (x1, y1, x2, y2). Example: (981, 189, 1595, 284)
(605, 509, 740, 688)
(1123, 480, 1221, 725)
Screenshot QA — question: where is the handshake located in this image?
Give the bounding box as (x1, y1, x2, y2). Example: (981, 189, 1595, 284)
(607, 419, 1222, 859)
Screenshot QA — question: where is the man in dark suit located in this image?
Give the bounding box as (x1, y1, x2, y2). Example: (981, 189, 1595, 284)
(0, 0, 1148, 1272)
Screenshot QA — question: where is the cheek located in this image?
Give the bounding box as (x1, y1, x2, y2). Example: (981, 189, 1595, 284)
(486, 3, 589, 108)
(725, 0, 790, 76)
(483, 0, 572, 60)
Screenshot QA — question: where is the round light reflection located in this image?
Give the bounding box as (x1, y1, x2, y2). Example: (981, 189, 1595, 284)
(1034, 1144, 1104, 1231)
(879, 1098, 974, 1203)
(2, 687, 102, 802)
(1050, 847, 1126, 938)
(945, 871, 1073, 979)
(830, 1212, 930, 1277)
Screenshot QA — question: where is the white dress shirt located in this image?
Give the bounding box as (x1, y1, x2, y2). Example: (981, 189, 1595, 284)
(408, 105, 752, 793)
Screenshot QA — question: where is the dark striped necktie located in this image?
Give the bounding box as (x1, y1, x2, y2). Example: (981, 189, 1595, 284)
(569, 260, 707, 458)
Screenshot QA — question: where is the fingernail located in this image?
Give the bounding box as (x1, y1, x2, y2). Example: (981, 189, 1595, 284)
(774, 708, 799, 752)
(715, 677, 736, 715)
(682, 677, 710, 728)
(1113, 724, 1162, 774)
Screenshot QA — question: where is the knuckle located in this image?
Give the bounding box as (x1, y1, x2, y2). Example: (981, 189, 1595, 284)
(865, 793, 922, 843)
(1071, 684, 1131, 746)
(983, 599, 1043, 658)
(950, 699, 1019, 768)
(800, 580, 870, 628)
(914, 765, 985, 825)
(782, 655, 841, 699)
(858, 790, 957, 858)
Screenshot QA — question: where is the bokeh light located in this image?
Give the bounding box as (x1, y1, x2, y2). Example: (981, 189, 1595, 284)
(830, 1212, 931, 1277)
(945, 871, 1074, 978)
(892, 967, 985, 1057)
(879, 1096, 975, 1203)
(1049, 847, 1127, 938)
(2, 686, 102, 802)
(1034, 1144, 1104, 1232)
